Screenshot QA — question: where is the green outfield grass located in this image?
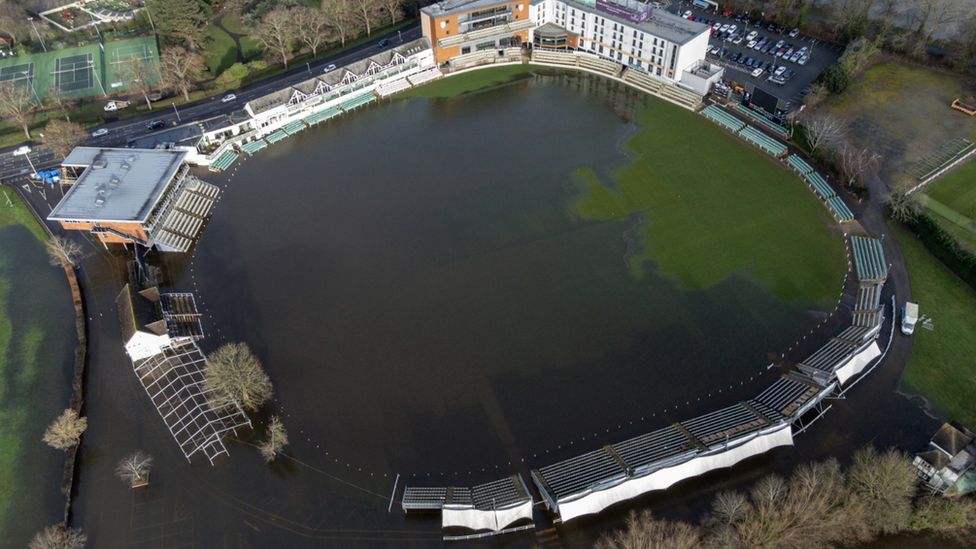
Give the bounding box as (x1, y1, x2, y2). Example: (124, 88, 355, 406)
(572, 98, 847, 308)
(923, 159, 976, 249)
(897, 224, 976, 426)
(0, 188, 47, 242)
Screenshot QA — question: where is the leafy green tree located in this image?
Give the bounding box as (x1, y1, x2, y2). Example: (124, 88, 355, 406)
(146, 0, 211, 50)
(819, 64, 850, 94)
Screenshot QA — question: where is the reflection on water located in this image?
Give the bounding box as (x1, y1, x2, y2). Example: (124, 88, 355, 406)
(0, 226, 75, 547)
(169, 71, 820, 477)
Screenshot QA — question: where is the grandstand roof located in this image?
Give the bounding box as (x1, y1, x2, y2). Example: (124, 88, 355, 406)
(49, 148, 187, 223)
(246, 38, 430, 115)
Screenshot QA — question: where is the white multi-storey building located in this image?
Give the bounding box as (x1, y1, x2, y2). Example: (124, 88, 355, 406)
(528, 0, 710, 82)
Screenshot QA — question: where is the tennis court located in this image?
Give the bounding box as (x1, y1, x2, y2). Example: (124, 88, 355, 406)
(54, 53, 95, 93)
(0, 36, 158, 101)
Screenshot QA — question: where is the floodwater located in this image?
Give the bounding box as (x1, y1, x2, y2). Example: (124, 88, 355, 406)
(0, 225, 76, 548)
(66, 70, 939, 547)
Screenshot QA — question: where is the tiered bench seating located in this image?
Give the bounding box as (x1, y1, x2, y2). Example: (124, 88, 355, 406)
(402, 475, 533, 532)
(734, 104, 788, 138)
(803, 171, 835, 199)
(702, 105, 746, 132)
(577, 55, 621, 77)
(851, 236, 888, 281)
(339, 92, 375, 111)
(240, 139, 267, 155)
(209, 150, 238, 172)
(407, 67, 443, 86)
(281, 120, 306, 135)
(265, 130, 288, 144)
(826, 196, 854, 222)
(787, 154, 815, 175)
(376, 78, 412, 97)
(305, 106, 341, 125)
(739, 125, 787, 157)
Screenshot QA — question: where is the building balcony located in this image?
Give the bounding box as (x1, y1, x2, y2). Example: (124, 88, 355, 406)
(439, 18, 535, 47)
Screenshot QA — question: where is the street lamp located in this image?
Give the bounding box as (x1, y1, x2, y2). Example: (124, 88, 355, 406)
(27, 17, 47, 52)
(172, 103, 182, 122)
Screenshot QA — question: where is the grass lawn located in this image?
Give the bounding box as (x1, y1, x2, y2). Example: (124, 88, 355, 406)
(896, 224, 976, 426)
(220, 14, 248, 35)
(572, 97, 847, 308)
(0, 188, 47, 243)
(822, 61, 976, 185)
(204, 23, 238, 76)
(401, 64, 536, 98)
(923, 158, 976, 249)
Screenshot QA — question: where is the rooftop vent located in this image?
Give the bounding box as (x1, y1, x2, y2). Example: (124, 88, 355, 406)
(120, 161, 132, 170)
(92, 159, 108, 169)
(126, 154, 137, 163)
(108, 175, 122, 188)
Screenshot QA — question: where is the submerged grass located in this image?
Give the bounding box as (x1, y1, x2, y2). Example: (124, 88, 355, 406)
(896, 224, 976, 426)
(401, 64, 536, 98)
(0, 188, 46, 243)
(571, 99, 846, 308)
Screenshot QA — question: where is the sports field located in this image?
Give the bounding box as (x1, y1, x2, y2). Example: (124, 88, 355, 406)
(923, 159, 976, 250)
(897, 224, 976, 427)
(571, 96, 847, 308)
(0, 36, 159, 101)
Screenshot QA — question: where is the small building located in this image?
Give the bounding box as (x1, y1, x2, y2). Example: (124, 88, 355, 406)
(116, 283, 204, 362)
(914, 422, 976, 496)
(48, 148, 219, 252)
(421, 0, 534, 64)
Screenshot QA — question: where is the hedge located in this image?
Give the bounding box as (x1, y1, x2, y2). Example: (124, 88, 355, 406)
(909, 214, 976, 290)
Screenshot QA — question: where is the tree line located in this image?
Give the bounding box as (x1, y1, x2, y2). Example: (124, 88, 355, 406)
(597, 446, 976, 549)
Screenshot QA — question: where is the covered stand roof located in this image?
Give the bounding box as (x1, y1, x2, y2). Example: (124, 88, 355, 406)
(49, 148, 188, 223)
(132, 340, 250, 464)
(402, 475, 533, 532)
(246, 38, 430, 115)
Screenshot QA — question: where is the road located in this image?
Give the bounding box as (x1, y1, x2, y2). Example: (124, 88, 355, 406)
(0, 24, 421, 181)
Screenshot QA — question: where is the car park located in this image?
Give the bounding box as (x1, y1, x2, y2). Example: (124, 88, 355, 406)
(91, 128, 109, 138)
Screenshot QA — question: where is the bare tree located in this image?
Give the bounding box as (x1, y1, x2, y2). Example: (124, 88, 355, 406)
(888, 185, 924, 223)
(322, 0, 355, 46)
(116, 451, 153, 487)
(595, 510, 702, 549)
(204, 342, 273, 412)
(29, 524, 87, 549)
(46, 236, 83, 269)
(119, 57, 161, 110)
(910, 496, 976, 532)
(910, 0, 967, 55)
(838, 143, 882, 190)
(847, 446, 917, 535)
(803, 113, 846, 153)
(381, 0, 402, 27)
(354, 0, 376, 36)
(42, 409, 87, 451)
(255, 7, 297, 69)
(0, 81, 37, 139)
(45, 87, 75, 122)
(43, 120, 87, 161)
(295, 6, 331, 57)
(259, 415, 289, 462)
(159, 46, 205, 102)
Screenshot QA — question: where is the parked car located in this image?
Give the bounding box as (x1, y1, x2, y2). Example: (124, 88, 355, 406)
(789, 28, 801, 38)
(751, 67, 764, 78)
(732, 34, 744, 44)
(797, 55, 809, 65)
(682, 10, 692, 18)
(103, 100, 130, 112)
(789, 51, 802, 63)
(720, 23, 730, 33)
(746, 30, 758, 41)
(91, 128, 109, 138)
(774, 65, 787, 76)
(323, 63, 337, 73)
(146, 120, 165, 131)
(12, 145, 30, 156)
(221, 93, 237, 103)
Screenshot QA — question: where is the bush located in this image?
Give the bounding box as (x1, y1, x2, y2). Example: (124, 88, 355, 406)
(820, 64, 850, 94)
(910, 214, 976, 291)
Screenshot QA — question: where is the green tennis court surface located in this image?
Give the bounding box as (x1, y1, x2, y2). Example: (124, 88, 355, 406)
(0, 36, 158, 101)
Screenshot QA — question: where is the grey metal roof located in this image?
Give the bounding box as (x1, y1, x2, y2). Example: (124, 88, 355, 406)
(534, 446, 627, 499)
(753, 373, 826, 418)
(421, 0, 513, 17)
(49, 148, 187, 223)
(557, 0, 709, 46)
(610, 425, 692, 472)
(246, 38, 430, 115)
(678, 403, 769, 446)
(401, 475, 530, 511)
